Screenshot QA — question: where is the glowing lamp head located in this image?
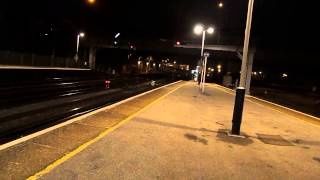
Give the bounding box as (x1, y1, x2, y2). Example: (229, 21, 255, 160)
(207, 27, 214, 34)
(194, 24, 204, 35)
(79, 32, 85, 37)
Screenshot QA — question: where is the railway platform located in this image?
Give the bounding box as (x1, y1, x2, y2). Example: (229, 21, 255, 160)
(1, 81, 320, 180)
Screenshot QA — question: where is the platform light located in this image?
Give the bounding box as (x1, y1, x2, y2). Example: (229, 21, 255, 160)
(79, 32, 85, 37)
(194, 24, 204, 35)
(75, 32, 86, 61)
(88, 0, 96, 4)
(207, 27, 214, 34)
(115, 33, 120, 38)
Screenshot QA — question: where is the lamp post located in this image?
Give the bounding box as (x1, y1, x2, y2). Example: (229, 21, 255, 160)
(75, 32, 85, 62)
(202, 52, 210, 93)
(194, 24, 214, 93)
(146, 62, 149, 73)
(231, 0, 255, 135)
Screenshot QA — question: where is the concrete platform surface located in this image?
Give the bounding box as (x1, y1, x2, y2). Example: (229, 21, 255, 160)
(0, 81, 184, 180)
(37, 82, 320, 180)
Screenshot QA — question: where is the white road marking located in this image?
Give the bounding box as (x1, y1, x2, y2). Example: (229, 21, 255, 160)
(0, 81, 182, 151)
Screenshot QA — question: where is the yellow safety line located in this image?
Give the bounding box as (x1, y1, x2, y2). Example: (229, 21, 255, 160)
(0, 81, 183, 151)
(27, 82, 186, 180)
(246, 99, 320, 127)
(210, 84, 235, 96)
(207, 83, 320, 127)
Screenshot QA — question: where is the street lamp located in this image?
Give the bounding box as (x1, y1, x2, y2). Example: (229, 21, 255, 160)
(194, 24, 204, 35)
(146, 62, 150, 73)
(218, 2, 224, 8)
(114, 33, 120, 38)
(282, 73, 288, 78)
(75, 32, 85, 61)
(207, 27, 215, 34)
(194, 24, 214, 93)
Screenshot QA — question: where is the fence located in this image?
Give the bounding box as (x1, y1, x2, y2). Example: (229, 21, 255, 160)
(0, 51, 89, 69)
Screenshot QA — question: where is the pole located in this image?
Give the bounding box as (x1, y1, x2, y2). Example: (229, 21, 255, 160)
(76, 35, 80, 53)
(202, 55, 208, 93)
(201, 31, 205, 56)
(199, 58, 204, 89)
(239, 0, 254, 88)
(75, 35, 80, 61)
(200, 31, 206, 89)
(231, 0, 255, 135)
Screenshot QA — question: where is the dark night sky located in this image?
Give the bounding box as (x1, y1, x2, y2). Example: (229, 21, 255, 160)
(0, 0, 319, 67)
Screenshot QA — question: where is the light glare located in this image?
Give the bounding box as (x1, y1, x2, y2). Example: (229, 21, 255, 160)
(88, 0, 95, 4)
(207, 27, 214, 34)
(194, 24, 204, 35)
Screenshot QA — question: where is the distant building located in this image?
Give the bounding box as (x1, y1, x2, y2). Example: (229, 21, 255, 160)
(179, 64, 190, 71)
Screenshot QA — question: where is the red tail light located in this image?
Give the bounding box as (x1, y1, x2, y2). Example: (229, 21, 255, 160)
(105, 80, 111, 89)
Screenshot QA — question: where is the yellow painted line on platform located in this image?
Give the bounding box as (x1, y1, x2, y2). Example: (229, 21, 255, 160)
(208, 83, 320, 127)
(207, 84, 235, 96)
(248, 96, 320, 121)
(27, 82, 186, 180)
(0, 81, 182, 151)
(244, 98, 320, 127)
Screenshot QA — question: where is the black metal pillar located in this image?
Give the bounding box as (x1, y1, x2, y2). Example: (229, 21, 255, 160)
(231, 87, 246, 135)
